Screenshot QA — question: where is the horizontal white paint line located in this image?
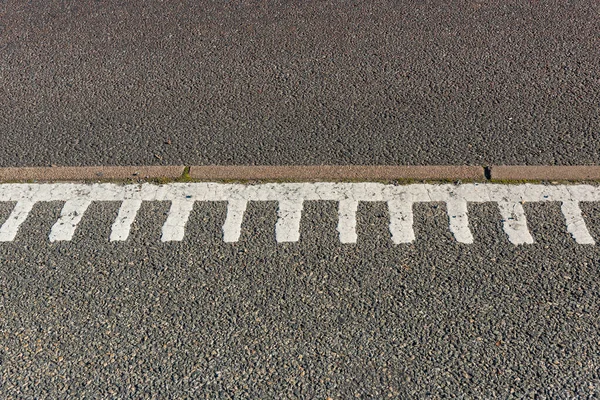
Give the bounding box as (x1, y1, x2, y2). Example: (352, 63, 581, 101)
(0, 183, 598, 245)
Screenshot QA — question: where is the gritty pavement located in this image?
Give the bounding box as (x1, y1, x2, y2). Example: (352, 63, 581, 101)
(1, 198, 599, 398)
(1, 0, 599, 167)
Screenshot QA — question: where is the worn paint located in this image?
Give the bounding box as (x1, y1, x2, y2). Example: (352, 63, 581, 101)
(0, 183, 598, 244)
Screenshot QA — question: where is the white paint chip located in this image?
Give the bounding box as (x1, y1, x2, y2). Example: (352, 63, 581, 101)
(0, 182, 598, 245)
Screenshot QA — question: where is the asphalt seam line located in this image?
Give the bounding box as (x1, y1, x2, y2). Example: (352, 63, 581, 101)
(0, 182, 598, 245)
(2, 165, 600, 183)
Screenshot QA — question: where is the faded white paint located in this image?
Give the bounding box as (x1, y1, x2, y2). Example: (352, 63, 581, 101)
(387, 200, 415, 244)
(276, 200, 303, 242)
(161, 199, 195, 242)
(338, 199, 358, 243)
(49, 198, 92, 242)
(0, 200, 35, 242)
(497, 201, 535, 245)
(561, 201, 595, 245)
(0, 182, 598, 245)
(446, 200, 474, 244)
(110, 199, 143, 242)
(222, 200, 247, 243)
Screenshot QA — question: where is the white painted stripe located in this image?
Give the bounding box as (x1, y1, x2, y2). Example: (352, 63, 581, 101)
(49, 199, 92, 242)
(338, 199, 358, 243)
(276, 200, 303, 242)
(561, 201, 595, 245)
(498, 201, 534, 245)
(223, 200, 247, 243)
(161, 199, 195, 242)
(110, 199, 143, 242)
(446, 200, 474, 244)
(387, 200, 414, 244)
(0, 200, 36, 242)
(0, 182, 599, 244)
(1, 182, 600, 203)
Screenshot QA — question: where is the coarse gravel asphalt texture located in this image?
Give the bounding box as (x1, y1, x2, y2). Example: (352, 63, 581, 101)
(1, 199, 599, 398)
(1, 0, 599, 167)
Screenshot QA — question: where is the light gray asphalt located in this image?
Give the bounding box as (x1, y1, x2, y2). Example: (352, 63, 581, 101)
(1, 199, 599, 397)
(1, 0, 599, 167)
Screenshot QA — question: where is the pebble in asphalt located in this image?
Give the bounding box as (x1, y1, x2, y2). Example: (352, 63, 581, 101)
(1, 199, 599, 398)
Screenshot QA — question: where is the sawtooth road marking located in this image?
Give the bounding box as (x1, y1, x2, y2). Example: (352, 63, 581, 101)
(222, 200, 247, 243)
(387, 200, 415, 244)
(49, 198, 92, 242)
(110, 199, 143, 242)
(161, 199, 195, 242)
(0, 200, 35, 242)
(338, 199, 359, 244)
(0, 183, 598, 245)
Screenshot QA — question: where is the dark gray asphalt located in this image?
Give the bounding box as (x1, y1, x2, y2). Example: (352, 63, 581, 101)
(1, 0, 599, 167)
(1, 199, 599, 397)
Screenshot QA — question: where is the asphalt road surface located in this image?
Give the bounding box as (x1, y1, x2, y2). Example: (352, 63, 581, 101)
(1, 191, 600, 397)
(1, 0, 599, 167)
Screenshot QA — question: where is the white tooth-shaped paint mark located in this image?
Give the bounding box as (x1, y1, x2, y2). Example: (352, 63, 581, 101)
(498, 201, 534, 245)
(338, 199, 358, 243)
(446, 200, 474, 244)
(161, 199, 195, 242)
(0, 200, 36, 242)
(388, 200, 414, 244)
(561, 201, 595, 245)
(223, 200, 247, 242)
(49, 198, 92, 242)
(1, 182, 599, 246)
(276, 200, 303, 242)
(110, 199, 143, 241)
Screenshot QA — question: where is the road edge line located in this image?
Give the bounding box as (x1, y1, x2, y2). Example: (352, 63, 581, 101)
(2, 165, 600, 183)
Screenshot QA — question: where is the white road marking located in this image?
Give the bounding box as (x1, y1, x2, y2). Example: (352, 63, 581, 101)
(387, 200, 415, 244)
(0, 200, 35, 242)
(0, 183, 598, 244)
(276, 200, 303, 242)
(446, 200, 474, 244)
(497, 201, 535, 245)
(561, 201, 595, 245)
(49, 198, 92, 242)
(222, 200, 247, 243)
(161, 199, 195, 242)
(110, 199, 143, 242)
(338, 199, 359, 243)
